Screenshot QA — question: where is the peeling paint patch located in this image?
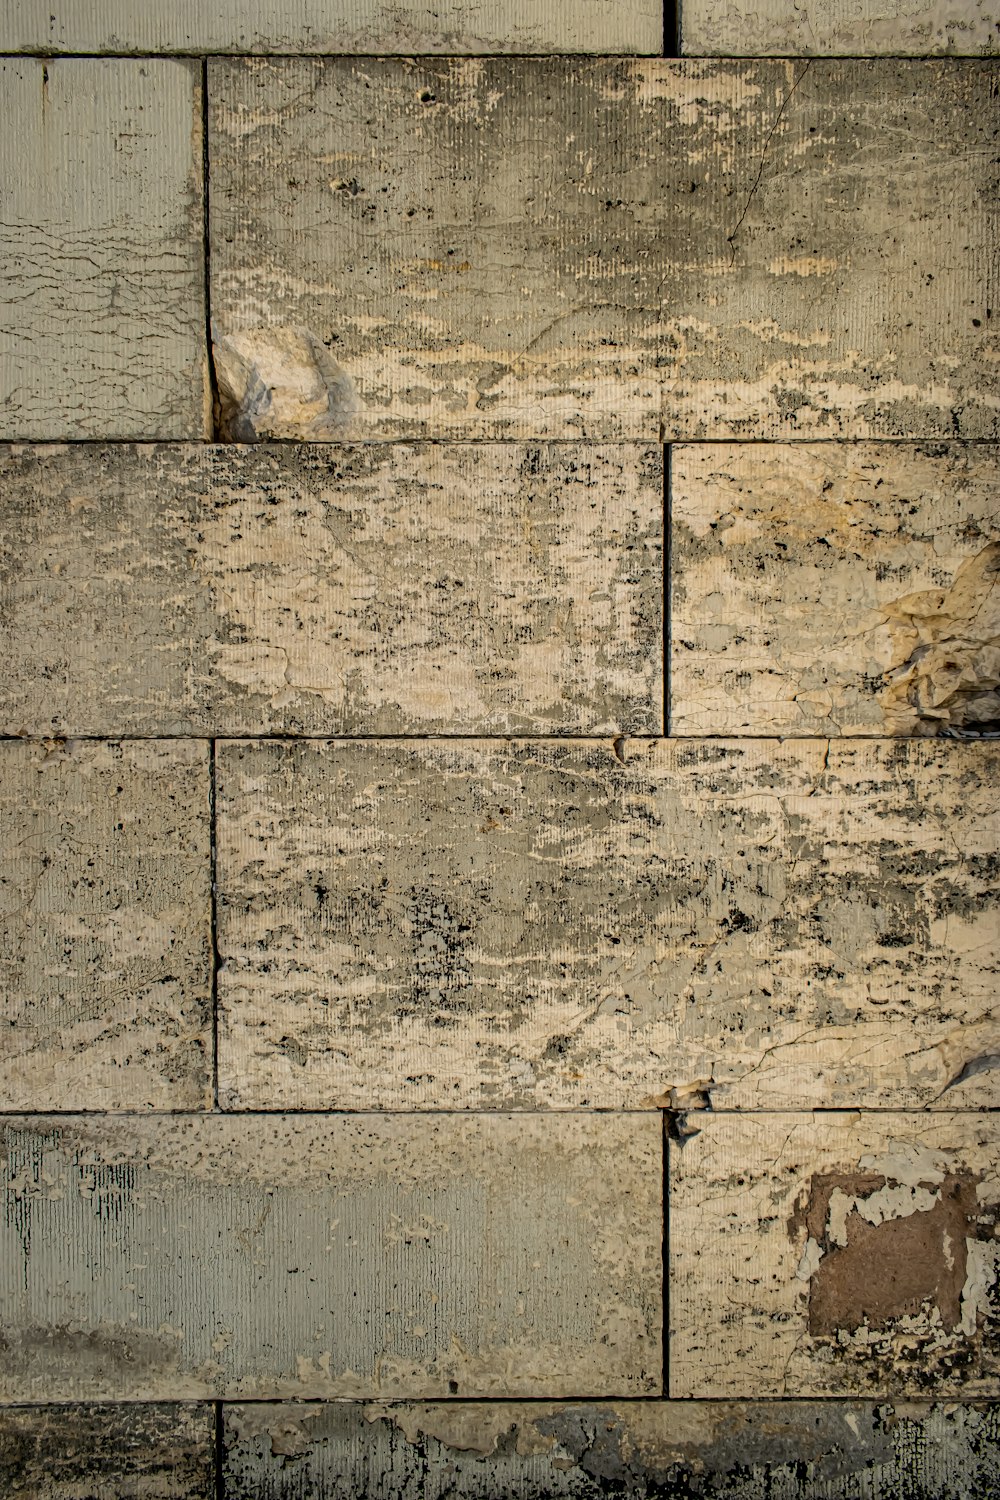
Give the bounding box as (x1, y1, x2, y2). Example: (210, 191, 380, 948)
(793, 1171, 985, 1334)
(672, 442, 1000, 737)
(882, 543, 1000, 735)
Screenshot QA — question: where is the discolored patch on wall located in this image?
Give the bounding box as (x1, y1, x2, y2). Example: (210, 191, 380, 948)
(790, 1170, 992, 1337)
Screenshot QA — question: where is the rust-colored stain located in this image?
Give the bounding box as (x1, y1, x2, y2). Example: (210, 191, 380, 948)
(792, 1172, 981, 1336)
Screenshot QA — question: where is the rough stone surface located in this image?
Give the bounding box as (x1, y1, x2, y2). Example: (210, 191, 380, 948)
(671, 442, 1000, 737)
(670, 1113, 1000, 1398)
(0, 1113, 661, 1400)
(209, 58, 998, 442)
(0, 739, 211, 1111)
(0, 1, 663, 54)
(222, 1400, 1000, 1499)
(682, 0, 1000, 56)
(0, 443, 662, 738)
(0, 59, 209, 441)
(0, 1403, 214, 1498)
(215, 736, 999, 1111)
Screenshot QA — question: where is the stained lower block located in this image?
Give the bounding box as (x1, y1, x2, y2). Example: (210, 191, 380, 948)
(0, 1403, 214, 1498)
(216, 736, 999, 1111)
(221, 1400, 1000, 1500)
(670, 1113, 1000, 1398)
(0, 1112, 662, 1401)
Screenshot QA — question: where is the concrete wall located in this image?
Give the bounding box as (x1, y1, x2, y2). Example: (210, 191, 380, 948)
(0, 2, 997, 1494)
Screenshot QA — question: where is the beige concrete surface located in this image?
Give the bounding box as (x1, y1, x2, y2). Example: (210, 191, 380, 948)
(216, 736, 999, 1112)
(0, 0, 663, 55)
(0, 443, 662, 737)
(0, 739, 212, 1111)
(682, 0, 1000, 56)
(209, 59, 998, 441)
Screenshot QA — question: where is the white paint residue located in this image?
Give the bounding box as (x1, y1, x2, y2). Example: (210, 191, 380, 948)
(959, 1240, 998, 1339)
(858, 1144, 946, 1189)
(795, 1236, 823, 1281)
(854, 1182, 941, 1228)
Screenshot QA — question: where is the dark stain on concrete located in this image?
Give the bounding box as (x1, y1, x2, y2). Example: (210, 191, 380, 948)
(792, 1171, 984, 1336)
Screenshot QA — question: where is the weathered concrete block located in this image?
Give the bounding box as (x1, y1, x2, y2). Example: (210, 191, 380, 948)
(0, 1113, 661, 1400)
(0, 740, 211, 1111)
(216, 737, 998, 1112)
(682, 0, 1000, 56)
(209, 59, 998, 441)
(671, 442, 1000, 737)
(0, 1403, 214, 1498)
(222, 1400, 1000, 1500)
(671, 1113, 1000, 1398)
(0, 443, 662, 737)
(0, 1, 663, 54)
(0, 60, 209, 441)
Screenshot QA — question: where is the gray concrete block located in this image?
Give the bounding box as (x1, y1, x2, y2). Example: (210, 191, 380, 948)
(0, 1113, 662, 1400)
(671, 442, 1000, 737)
(0, 1403, 214, 1498)
(0, 1, 663, 55)
(0, 60, 209, 440)
(0, 443, 662, 738)
(670, 1113, 1000, 1398)
(682, 0, 1000, 57)
(215, 737, 999, 1112)
(222, 1400, 1000, 1500)
(0, 739, 211, 1111)
(209, 59, 998, 441)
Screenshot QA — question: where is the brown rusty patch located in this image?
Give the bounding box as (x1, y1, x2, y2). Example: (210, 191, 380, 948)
(792, 1172, 981, 1336)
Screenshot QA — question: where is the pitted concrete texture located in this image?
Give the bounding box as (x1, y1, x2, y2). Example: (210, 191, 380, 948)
(0, 59, 209, 440)
(0, 443, 662, 738)
(0, 1113, 662, 1400)
(670, 1113, 1000, 1398)
(0, 1403, 214, 1498)
(672, 442, 1000, 737)
(0, 739, 211, 1111)
(209, 58, 998, 442)
(0, 1, 663, 54)
(215, 737, 999, 1112)
(222, 1400, 1000, 1500)
(682, 0, 1000, 56)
